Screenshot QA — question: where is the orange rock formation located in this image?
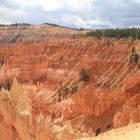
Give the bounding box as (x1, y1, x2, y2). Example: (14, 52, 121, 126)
(0, 24, 140, 140)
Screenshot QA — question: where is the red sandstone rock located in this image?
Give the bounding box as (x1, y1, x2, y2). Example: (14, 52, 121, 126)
(0, 25, 140, 140)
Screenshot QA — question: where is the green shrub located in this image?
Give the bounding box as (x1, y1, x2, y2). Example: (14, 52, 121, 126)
(97, 81, 103, 87)
(3, 82, 11, 91)
(71, 86, 78, 94)
(79, 68, 89, 81)
(95, 128, 101, 136)
(106, 124, 112, 130)
(63, 87, 69, 98)
(0, 58, 4, 66)
(129, 47, 139, 63)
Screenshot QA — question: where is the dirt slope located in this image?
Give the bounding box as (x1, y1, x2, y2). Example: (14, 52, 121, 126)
(78, 123, 140, 140)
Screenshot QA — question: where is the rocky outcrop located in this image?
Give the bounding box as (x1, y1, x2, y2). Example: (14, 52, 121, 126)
(0, 78, 90, 140)
(0, 24, 84, 44)
(113, 94, 140, 128)
(0, 25, 140, 139)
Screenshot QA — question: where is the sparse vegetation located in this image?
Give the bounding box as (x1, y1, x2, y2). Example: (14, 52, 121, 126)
(95, 128, 101, 136)
(127, 47, 140, 68)
(57, 83, 79, 101)
(71, 85, 78, 94)
(43, 23, 88, 31)
(8, 35, 20, 44)
(0, 82, 11, 91)
(63, 87, 69, 98)
(106, 124, 112, 130)
(129, 47, 139, 63)
(10, 23, 31, 26)
(0, 58, 4, 66)
(97, 81, 103, 87)
(79, 68, 89, 81)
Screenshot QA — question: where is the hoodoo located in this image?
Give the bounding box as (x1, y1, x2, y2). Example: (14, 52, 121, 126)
(0, 24, 140, 140)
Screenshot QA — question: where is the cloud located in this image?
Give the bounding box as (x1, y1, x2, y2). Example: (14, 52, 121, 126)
(0, 0, 20, 10)
(0, 0, 140, 28)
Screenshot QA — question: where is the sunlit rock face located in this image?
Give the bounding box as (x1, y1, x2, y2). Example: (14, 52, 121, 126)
(123, 76, 140, 96)
(0, 24, 140, 140)
(113, 94, 140, 128)
(114, 76, 140, 128)
(0, 45, 48, 84)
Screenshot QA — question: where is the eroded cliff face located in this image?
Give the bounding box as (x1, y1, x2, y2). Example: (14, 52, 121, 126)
(0, 24, 85, 44)
(0, 25, 140, 140)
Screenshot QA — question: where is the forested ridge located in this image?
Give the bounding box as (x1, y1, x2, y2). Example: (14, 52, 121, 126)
(85, 28, 140, 39)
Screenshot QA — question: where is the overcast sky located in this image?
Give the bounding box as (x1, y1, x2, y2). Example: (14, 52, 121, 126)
(0, 0, 140, 28)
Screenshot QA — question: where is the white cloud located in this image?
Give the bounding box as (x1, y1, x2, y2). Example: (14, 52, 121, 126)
(0, 0, 140, 28)
(10, 0, 93, 12)
(62, 0, 92, 12)
(62, 15, 102, 28)
(134, 0, 140, 2)
(10, 0, 61, 11)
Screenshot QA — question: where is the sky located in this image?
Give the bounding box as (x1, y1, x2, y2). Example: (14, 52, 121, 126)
(0, 0, 140, 28)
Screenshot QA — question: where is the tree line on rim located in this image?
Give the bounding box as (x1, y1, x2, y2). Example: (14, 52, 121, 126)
(85, 28, 140, 39)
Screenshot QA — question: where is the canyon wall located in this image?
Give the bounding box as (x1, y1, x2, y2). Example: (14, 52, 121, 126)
(0, 25, 140, 140)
